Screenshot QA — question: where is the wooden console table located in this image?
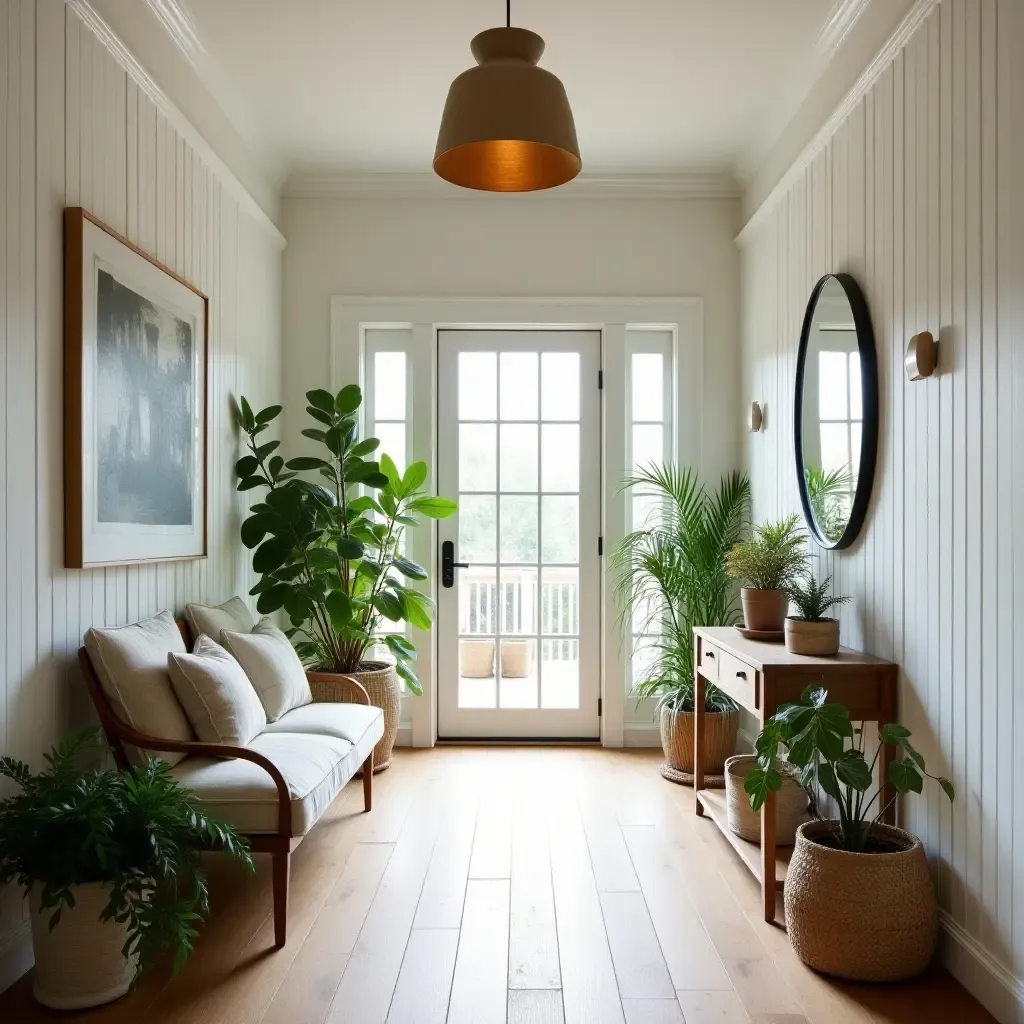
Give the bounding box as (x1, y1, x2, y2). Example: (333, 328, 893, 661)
(692, 626, 898, 923)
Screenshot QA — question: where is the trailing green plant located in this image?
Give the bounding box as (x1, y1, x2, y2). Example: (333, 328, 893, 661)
(234, 387, 456, 692)
(745, 687, 954, 852)
(805, 464, 855, 543)
(788, 572, 849, 622)
(0, 728, 253, 981)
(725, 513, 807, 591)
(613, 464, 750, 714)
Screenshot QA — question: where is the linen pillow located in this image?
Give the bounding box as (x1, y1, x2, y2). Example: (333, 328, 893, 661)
(84, 610, 193, 767)
(168, 634, 267, 746)
(184, 597, 255, 645)
(220, 618, 312, 723)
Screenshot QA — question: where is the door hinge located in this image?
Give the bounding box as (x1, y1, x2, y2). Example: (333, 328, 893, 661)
(598, 535, 604, 556)
(598, 369, 604, 390)
(598, 697, 603, 717)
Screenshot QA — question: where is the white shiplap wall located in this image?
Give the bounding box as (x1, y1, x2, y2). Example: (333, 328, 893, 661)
(740, 0, 1023, 1018)
(0, 0, 283, 987)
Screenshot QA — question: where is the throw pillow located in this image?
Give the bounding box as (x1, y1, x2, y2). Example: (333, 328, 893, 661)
(184, 596, 255, 645)
(220, 618, 312, 723)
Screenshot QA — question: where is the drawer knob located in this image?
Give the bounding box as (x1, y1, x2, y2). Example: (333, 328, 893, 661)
(706, 651, 715, 659)
(736, 670, 747, 679)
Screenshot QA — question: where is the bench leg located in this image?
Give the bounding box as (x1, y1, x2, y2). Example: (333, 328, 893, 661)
(362, 749, 373, 812)
(272, 849, 290, 948)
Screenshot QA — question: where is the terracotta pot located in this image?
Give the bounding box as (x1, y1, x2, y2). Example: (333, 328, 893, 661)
(785, 821, 938, 982)
(785, 617, 840, 656)
(308, 661, 400, 773)
(500, 639, 532, 678)
(740, 588, 790, 631)
(659, 705, 738, 775)
(29, 882, 136, 1009)
(460, 639, 495, 678)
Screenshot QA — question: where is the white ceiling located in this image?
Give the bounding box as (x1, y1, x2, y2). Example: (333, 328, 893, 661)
(150, 0, 873, 185)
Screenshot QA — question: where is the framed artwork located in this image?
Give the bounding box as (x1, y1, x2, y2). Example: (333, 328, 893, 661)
(64, 207, 208, 568)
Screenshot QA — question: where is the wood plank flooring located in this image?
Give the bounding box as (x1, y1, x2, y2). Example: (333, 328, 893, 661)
(0, 748, 995, 1024)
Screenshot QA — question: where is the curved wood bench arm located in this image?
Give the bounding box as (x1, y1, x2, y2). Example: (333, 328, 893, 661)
(78, 648, 293, 838)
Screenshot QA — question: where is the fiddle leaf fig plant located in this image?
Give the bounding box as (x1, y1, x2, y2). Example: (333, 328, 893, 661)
(745, 686, 954, 851)
(234, 388, 456, 693)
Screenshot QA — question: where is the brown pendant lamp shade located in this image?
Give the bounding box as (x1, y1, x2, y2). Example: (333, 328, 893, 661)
(434, 26, 581, 192)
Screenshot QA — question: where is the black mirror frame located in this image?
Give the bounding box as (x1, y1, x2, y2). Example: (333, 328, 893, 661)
(794, 272, 879, 550)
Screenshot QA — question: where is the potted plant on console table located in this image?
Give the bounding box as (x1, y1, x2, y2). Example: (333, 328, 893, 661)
(0, 729, 252, 1009)
(745, 687, 954, 982)
(235, 387, 456, 772)
(613, 464, 750, 784)
(785, 572, 849, 656)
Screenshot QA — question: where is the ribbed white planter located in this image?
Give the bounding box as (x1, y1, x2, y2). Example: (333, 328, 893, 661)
(29, 882, 136, 1010)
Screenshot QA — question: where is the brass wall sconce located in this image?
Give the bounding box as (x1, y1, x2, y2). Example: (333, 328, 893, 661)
(906, 331, 938, 380)
(749, 401, 763, 432)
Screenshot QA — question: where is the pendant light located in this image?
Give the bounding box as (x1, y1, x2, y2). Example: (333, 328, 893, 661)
(433, 0, 581, 192)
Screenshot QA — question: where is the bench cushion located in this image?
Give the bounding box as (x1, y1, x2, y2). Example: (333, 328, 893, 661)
(85, 610, 193, 767)
(261, 702, 384, 749)
(169, 709, 383, 835)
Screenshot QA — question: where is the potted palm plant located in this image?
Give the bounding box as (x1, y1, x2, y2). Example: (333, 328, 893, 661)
(614, 465, 750, 782)
(805, 465, 855, 545)
(0, 729, 252, 1009)
(746, 688, 954, 981)
(235, 387, 456, 772)
(785, 572, 849, 655)
(725, 513, 807, 633)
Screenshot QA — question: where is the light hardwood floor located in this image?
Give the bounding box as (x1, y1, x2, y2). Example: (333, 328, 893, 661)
(0, 748, 994, 1024)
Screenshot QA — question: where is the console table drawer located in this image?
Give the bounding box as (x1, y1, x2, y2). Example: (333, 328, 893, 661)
(698, 642, 720, 681)
(716, 651, 757, 710)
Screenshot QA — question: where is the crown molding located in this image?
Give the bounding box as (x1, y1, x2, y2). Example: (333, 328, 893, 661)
(284, 172, 740, 201)
(737, 0, 938, 243)
(67, 0, 285, 245)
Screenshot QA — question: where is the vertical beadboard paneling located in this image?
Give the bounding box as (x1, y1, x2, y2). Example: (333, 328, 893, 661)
(740, 0, 1024, 1016)
(0, 0, 283, 985)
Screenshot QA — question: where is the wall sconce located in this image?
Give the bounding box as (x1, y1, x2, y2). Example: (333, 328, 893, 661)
(749, 401, 763, 432)
(906, 331, 938, 380)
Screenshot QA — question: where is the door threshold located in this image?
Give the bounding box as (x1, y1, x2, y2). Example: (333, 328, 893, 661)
(436, 737, 601, 746)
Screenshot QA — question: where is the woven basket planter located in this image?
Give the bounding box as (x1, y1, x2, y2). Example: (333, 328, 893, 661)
(659, 705, 738, 782)
(29, 882, 136, 1009)
(784, 820, 938, 981)
(724, 755, 808, 845)
(308, 660, 400, 773)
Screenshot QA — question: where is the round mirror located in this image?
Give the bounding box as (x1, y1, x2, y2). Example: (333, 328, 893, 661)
(794, 273, 879, 549)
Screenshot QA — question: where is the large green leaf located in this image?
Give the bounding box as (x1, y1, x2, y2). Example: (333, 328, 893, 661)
(835, 750, 873, 791)
(253, 538, 291, 574)
(400, 461, 428, 495)
(384, 633, 417, 660)
(350, 438, 380, 457)
(888, 759, 924, 794)
(306, 406, 334, 426)
(235, 455, 259, 478)
(256, 584, 290, 614)
(743, 762, 781, 812)
(392, 556, 428, 581)
(335, 384, 362, 415)
(817, 761, 842, 801)
(239, 396, 255, 430)
(240, 514, 270, 549)
(255, 404, 282, 424)
(398, 587, 434, 630)
(372, 592, 404, 621)
(305, 548, 339, 570)
(379, 454, 400, 487)
(336, 536, 365, 559)
(938, 777, 955, 802)
(326, 591, 352, 630)
(237, 476, 270, 491)
(307, 389, 336, 413)
(393, 660, 422, 696)
(287, 456, 333, 472)
(406, 496, 458, 519)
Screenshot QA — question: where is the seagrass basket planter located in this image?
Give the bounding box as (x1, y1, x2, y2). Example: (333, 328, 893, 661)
(659, 705, 738, 785)
(784, 820, 938, 982)
(308, 660, 400, 773)
(724, 755, 809, 844)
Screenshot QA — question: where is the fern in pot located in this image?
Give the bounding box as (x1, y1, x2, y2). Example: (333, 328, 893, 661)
(234, 387, 456, 772)
(613, 465, 750, 780)
(725, 513, 807, 633)
(0, 729, 252, 1009)
(785, 572, 849, 656)
(746, 687, 954, 981)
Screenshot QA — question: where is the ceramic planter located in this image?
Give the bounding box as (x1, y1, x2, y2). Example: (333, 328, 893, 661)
(459, 639, 496, 678)
(29, 882, 136, 1009)
(785, 616, 840, 656)
(499, 639, 532, 678)
(740, 588, 789, 632)
(659, 705, 738, 775)
(784, 820, 938, 981)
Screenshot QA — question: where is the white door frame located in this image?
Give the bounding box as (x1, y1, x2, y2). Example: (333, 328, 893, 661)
(331, 296, 704, 748)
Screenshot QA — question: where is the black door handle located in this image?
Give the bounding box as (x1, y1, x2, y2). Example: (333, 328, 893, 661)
(441, 540, 468, 588)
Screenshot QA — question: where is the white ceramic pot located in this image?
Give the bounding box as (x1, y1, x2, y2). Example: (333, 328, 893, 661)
(29, 882, 136, 1009)
(500, 640, 532, 678)
(785, 617, 840, 656)
(460, 639, 496, 678)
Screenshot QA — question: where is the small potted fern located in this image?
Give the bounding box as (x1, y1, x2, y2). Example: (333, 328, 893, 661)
(786, 572, 849, 655)
(725, 514, 807, 633)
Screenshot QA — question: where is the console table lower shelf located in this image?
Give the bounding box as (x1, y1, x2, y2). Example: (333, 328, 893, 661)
(695, 788, 791, 892)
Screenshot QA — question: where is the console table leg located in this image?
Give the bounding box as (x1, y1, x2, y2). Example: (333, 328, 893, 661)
(694, 670, 705, 816)
(761, 789, 777, 923)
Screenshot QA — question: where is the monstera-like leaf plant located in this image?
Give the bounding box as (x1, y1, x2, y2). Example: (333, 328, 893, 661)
(234, 386, 456, 693)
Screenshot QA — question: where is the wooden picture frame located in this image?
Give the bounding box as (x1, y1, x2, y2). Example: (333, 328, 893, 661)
(64, 207, 209, 568)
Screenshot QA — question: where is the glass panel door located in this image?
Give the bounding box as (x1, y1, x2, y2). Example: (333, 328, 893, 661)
(437, 330, 600, 738)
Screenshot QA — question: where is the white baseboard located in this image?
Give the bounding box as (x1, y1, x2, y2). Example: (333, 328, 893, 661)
(623, 724, 662, 748)
(395, 724, 413, 748)
(0, 921, 32, 998)
(939, 911, 1023, 1024)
